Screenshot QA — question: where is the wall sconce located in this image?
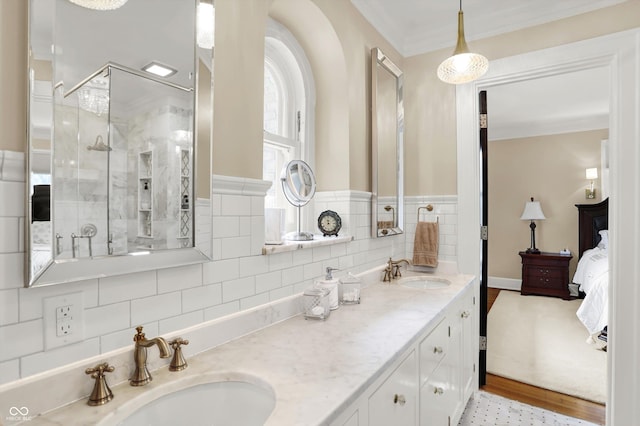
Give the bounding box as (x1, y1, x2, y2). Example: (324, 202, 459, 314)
(520, 197, 546, 254)
(585, 168, 598, 199)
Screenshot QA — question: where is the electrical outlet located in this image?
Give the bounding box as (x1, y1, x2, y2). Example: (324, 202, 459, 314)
(43, 292, 84, 350)
(56, 305, 74, 337)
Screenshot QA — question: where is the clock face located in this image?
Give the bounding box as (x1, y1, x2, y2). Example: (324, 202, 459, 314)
(318, 210, 342, 236)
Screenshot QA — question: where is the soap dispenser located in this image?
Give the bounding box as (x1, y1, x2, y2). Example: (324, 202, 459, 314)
(317, 267, 340, 310)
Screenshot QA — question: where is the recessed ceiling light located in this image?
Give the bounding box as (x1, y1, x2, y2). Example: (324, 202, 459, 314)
(141, 62, 177, 78)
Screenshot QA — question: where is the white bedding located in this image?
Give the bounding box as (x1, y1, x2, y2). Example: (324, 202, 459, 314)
(573, 247, 609, 336)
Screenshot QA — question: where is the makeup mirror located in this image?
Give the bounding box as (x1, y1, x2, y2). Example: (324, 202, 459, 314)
(281, 160, 316, 241)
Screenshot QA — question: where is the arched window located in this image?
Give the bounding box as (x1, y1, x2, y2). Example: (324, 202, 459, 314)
(263, 20, 315, 234)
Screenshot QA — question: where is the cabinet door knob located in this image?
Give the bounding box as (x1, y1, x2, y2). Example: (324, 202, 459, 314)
(433, 387, 444, 395)
(461, 311, 470, 318)
(433, 346, 443, 354)
(393, 394, 406, 405)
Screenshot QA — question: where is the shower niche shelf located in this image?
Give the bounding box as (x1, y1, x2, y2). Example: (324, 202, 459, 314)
(138, 151, 153, 238)
(179, 148, 191, 244)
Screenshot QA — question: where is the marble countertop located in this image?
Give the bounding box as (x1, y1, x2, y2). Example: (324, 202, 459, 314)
(24, 271, 474, 425)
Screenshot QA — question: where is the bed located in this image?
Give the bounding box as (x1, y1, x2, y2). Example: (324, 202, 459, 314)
(572, 198, 609, 340)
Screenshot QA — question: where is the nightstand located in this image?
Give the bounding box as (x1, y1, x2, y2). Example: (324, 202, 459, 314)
(519, 251, 573, 299)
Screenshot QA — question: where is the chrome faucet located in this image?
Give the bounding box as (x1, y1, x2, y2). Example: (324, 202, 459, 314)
(130, 326, 171, 386)
(383, 258, 411, 282)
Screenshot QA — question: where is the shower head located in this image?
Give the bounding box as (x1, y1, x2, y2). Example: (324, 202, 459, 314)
(87, 135, 112, 152)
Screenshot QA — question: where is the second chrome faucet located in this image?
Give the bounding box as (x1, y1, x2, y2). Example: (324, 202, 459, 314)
(130, 326, 171, 386)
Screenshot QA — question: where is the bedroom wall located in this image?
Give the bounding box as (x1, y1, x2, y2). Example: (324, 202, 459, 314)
(488, 129, 608, 281)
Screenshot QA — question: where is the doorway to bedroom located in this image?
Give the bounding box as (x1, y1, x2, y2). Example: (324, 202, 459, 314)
(480, 65, 610, 425)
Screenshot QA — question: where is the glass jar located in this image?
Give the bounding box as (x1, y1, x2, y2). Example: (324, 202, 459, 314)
(339, 273, 362, 304)
(302, 286, 331, 320)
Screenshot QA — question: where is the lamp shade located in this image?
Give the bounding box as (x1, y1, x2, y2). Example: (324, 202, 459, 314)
(437, 9, 488, 84)
(520, 199, 546, 221)
(586, 168, 598, 180)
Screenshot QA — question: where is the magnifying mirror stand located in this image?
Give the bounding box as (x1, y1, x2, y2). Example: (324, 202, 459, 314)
(284, 205, 314, 241)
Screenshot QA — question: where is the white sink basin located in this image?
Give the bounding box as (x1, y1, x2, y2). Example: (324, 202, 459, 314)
(398, 276, 450, 289)
(112, 380, 275, 426)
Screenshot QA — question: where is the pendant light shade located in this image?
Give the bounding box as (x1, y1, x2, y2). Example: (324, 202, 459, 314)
(437, 2, 488, 84)
(68, 0, 129, 11)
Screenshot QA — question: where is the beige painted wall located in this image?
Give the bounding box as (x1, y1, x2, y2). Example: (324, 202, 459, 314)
(488, 129, 608, 279)
(402, 1, 640, 196)
(3, 0, 640, 195)
(0, 0, 27, 153)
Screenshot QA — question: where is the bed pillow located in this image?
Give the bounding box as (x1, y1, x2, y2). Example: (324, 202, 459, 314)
(598, 230, 609, 249)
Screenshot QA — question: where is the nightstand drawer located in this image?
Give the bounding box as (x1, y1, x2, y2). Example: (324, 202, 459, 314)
(519, 251, 572, 299)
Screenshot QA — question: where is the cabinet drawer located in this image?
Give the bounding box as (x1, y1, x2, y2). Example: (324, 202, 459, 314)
(525, 267, 563, 280)
(419, 317, 448, 386)
(369, 350, 417, 426)
(419, 360, 453, 426)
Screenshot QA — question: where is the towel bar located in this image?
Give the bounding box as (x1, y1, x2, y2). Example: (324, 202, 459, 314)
(417, 205, 439, 223)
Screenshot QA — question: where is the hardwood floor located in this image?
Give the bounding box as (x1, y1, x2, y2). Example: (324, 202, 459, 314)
(483, 288, 606, 425)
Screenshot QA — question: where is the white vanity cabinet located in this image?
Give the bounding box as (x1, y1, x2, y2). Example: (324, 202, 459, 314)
(332, 281, 478, 426)
(368, 350, 418, 426)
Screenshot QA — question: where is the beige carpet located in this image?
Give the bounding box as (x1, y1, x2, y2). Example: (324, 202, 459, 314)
(487, 290, 606, 404)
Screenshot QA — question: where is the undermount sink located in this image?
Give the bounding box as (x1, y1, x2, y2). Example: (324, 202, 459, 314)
(108, 379, 275, 426)
(398, 276, 451, 289)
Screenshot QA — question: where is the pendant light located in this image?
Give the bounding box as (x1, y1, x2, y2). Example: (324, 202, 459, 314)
(437, 0, 488, 84)
(68, 0, 129, 11)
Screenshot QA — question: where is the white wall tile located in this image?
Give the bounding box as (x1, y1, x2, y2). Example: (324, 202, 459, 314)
(240, 292, 270, 310)
(219, 236, 251, 259)
(84, 302, 130, 339)
(255, 270, 282, 294)
(182, 283, 222, 312)
(0, 359, 19, 384)
(99, 271, 157, 305)
(221, 194, 251, 216)
(0, 218, 20, 253)
(0, 181, 25, 217)
(269, 286, 294, 301)
(0, 320, 43, 362)
(157, 264, 202, 293)
(212, 216, 240, 238)
(238, 216, 251, 237)
(239, 255, 268, 278)
(159, 311, 204, 335)
(0, 253, 23, 290)
(204, 301, 240, 321)
(19, 280, 98, 322)
(21, 339, 99, 378)
(203, 258, 239, 284)
(281, 265, 304, 286)
(131, 292, 182, 325)
(0, 290, 18, 325)
(268, 251, 293, 271)
(100, 328, 137, 353)
(222, 277, 255, 303)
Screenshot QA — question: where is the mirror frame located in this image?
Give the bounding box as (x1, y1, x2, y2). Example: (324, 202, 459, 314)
(371, 47, 404, 238)
(25, 0, 213, 287)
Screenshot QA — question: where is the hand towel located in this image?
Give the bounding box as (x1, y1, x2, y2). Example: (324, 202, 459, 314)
(412, 221, 439, 267)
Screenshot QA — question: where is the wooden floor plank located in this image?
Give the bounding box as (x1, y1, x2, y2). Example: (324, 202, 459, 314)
(483, 288, 606, 425)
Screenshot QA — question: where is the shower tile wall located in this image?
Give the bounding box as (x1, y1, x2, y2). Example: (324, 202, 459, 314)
(125, 104, 193, 251)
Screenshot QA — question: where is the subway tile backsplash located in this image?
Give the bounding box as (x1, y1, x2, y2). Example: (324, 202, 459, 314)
(0, 151, 458, 386)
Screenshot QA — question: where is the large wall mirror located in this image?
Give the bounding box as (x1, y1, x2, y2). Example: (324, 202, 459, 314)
(371, 47, 404, 237)
(26, 0, 214, 287)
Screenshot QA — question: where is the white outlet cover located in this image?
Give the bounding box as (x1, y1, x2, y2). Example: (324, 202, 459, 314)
(43, 292, 84, 350)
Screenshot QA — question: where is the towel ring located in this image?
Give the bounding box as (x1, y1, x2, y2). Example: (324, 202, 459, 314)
(417, 206, 439, 223)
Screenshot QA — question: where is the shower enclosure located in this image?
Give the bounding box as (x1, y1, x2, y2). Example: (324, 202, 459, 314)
(52, 62, 194, 261)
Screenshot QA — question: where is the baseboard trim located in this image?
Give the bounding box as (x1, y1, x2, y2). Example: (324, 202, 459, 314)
(488, 276, 521, 291)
